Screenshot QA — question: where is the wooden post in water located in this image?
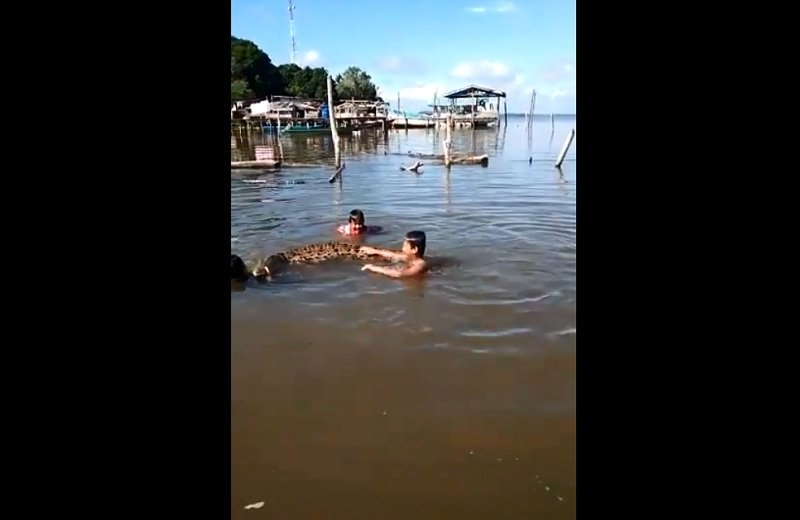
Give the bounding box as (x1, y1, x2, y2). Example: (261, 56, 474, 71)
(471, 95, 476, 128)
(327, 75, 341, 170)
(433, 90, 439, 128)
(550, 113, 555, 135)
(276, 114, 284, 161)
(555, 128, 575, 169)
(442, 113, 453, 167)
(527, 89, 537, 133)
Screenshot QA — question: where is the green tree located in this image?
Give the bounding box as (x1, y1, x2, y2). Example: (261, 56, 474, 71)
(334, 66, 378, 100)
(278, 64, 331, 99)
(230, 79, 254, 104)
(230, 36, 284, 102)
(230, 37, 384, 105)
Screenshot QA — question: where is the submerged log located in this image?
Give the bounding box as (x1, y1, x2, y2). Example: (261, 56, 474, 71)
(438, 154, 488, 166)
(400, 161, 423, 172)
(231, 160, 327, 170)
(404, 152, 440, 159)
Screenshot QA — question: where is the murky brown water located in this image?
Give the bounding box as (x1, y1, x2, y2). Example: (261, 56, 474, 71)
(231, 115, 576, 519)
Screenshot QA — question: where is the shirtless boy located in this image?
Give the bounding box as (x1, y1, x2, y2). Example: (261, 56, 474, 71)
(360, 230, 428, 279)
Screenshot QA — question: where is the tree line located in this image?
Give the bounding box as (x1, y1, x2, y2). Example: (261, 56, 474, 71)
(231, 36, 380, 105)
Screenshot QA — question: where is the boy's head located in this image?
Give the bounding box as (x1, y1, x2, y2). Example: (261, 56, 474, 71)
(231, 254, 249, 281)
(402, 230, 426, 257)
(348, 209, 365, 232)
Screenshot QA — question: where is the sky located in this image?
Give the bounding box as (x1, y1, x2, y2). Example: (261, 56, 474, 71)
(231, 0, 575, 114)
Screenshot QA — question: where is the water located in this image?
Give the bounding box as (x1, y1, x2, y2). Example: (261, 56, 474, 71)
(231, 114, 576, 519)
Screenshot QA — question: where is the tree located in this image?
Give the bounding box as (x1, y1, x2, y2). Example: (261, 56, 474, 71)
(334, 66, 378, 100)
(230, 36, 284, 102)
(231, 79, 254, 104)
(230, 37, 385, 104)
(277, 64, 330, 99)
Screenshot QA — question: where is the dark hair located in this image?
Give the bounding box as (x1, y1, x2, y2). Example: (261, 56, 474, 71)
(231, 254, 249, 281)
(405, 230, 426, 257)
(349, 209, 365, 225)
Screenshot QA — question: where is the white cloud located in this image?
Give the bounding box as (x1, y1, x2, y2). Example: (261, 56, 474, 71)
(398, 83, 444, 102)
(470, 62, 574, 113)
(465, 2, 516, 14)
(302, 50, 319, 65)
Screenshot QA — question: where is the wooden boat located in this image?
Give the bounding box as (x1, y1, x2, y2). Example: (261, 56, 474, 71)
(281, 122, 355, 135)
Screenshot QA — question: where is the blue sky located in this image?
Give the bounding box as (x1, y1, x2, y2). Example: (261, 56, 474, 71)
(231, 0, 575, 114)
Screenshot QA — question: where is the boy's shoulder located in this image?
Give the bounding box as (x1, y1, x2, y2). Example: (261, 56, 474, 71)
(411, 257, 428, 270)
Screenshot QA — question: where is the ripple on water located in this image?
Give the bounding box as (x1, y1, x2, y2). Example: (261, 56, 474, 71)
(461, 327, 533, 338)
(445, 293, 554, 307)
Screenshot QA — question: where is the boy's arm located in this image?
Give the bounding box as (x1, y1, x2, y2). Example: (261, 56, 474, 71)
(362, 261, 426, 278)
(360, 246, 406, 262)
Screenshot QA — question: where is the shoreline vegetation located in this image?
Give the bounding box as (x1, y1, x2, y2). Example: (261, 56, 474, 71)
(232, 35, 380, 107)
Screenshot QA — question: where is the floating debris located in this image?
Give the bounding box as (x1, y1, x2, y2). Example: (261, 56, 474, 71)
(469, 450, 474, 455)
(545, 486, 550, 492)
(244, 502, 265, 510)
(557, 496, 563, 502)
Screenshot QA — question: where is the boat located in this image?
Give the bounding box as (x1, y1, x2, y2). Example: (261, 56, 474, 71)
(280, 121, 355, 135)
(281, 122, 330, 134)
(388, 110, 434, 129)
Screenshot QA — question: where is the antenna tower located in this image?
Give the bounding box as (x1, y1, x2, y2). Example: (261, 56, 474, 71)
(288, 1, 297, 64)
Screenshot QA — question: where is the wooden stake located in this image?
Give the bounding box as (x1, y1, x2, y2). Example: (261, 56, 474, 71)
(328, 162, 345, 183)
(327, 75, 341, 170)
(442, 113, 453, 167)
(276, 114, 284, 161)
(555, 128, 575, 169)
